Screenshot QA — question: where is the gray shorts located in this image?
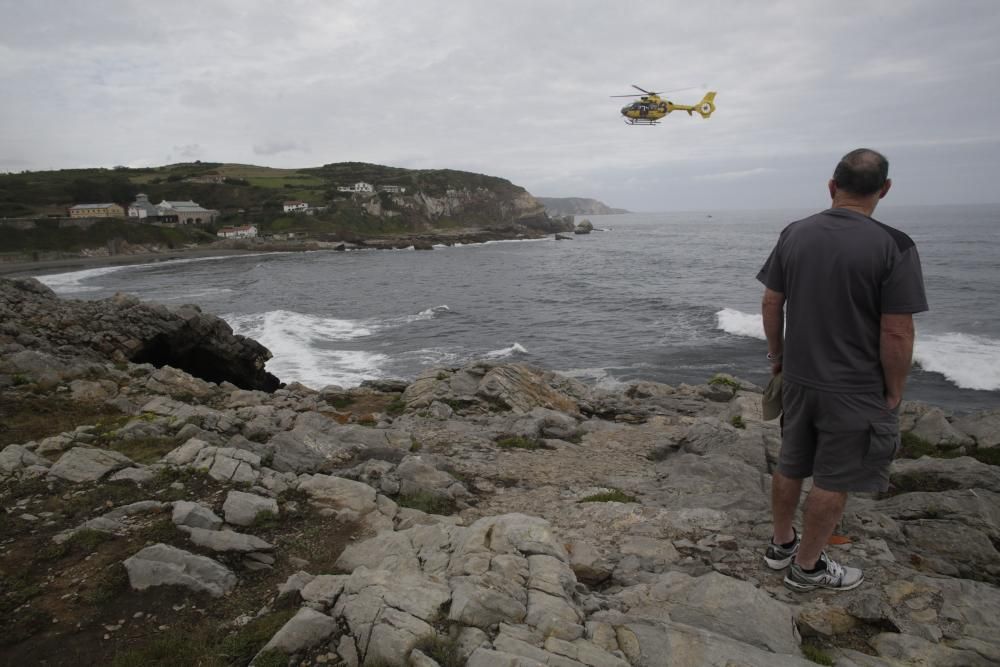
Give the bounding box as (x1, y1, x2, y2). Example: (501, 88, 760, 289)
(778, 379, 900, 493)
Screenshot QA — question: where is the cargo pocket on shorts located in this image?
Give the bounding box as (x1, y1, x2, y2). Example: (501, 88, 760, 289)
(865, 421, 900, 467)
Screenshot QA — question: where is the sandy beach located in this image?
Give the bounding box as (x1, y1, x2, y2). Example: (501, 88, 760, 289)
(0, 248, 284, 278)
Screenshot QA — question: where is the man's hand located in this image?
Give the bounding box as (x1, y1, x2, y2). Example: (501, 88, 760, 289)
(762, 288, 786, 376)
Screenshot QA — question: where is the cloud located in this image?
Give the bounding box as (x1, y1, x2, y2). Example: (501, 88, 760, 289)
(253, 140, 310, 156)
(695, 168, 777, 182)
(173, 144, 203, 159)
(0, 1, 998, 208)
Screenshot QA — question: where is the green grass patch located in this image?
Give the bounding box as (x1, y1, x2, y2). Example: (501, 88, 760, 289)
(105, 436, 179, 464)
(496, 436, 544, 450)
(386, 397, 407, 416)
(578, 489, 638, 504)
(108, 608, 296, 667)
(801, 641, 835, 666)
(250, 510, 280, 530)
(66, 527, 115, 551)
(708, 374, 741, 390)
(730, 415, 746, 429)
(396, 491, 456, 516)
(414, 633, 463, 667)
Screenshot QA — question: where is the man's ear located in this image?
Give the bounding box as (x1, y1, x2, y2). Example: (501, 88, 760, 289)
(879, 179, 892, 199)
(828, 179, 837, 199)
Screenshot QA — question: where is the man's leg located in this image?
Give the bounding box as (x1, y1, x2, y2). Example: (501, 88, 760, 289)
(771, 471, 802, 544)
(795, 486, 847, 569)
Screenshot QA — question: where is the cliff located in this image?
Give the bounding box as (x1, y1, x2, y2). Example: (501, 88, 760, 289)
(536, 197, 630, 217)
(1, 278, 998, 666)
(0, 163, 572, 260)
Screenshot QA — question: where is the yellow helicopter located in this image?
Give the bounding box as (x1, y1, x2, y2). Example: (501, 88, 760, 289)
(613, 85, 717, 125)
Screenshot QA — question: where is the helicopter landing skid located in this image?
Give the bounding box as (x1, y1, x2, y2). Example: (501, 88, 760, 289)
(624, 118, 659, 125)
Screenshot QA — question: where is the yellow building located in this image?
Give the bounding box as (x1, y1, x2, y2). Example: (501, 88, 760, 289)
(68, 203, 125, 218)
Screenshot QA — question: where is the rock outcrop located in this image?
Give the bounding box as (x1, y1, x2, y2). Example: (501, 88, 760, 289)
(0, 277, 279, 391)
(1, 280, 998, 667)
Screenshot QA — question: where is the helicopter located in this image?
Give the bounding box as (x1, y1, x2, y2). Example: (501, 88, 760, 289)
(612, 85, 717, 125)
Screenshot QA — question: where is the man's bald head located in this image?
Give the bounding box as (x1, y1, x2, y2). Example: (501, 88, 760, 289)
(832, 149, 889, 196)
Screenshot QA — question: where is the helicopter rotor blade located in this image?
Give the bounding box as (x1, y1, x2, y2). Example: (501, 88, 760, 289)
(610, 94, 643, 98)
(631, 84, 654, 94)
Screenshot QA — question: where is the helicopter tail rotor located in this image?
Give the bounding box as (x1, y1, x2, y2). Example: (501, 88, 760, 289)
(695, 91, 717, 118)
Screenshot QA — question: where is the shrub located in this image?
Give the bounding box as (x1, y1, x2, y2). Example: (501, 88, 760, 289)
(708, 374, 741, 390)
(578, 489, 638, 503)
(801, 641, 835, 666)
(396, 491, 455, 515)
(496, 436, 544, 450)
(730, 415, 746, 429)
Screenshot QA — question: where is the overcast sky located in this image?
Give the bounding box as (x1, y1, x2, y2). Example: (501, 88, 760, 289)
(2, 0, 999, 210)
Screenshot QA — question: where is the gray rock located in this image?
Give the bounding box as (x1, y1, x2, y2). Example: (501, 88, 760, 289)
(123, 543, 236, 597)
(162, 437, 209, 465)
(300, 574, 348, 607)
(396, 455, 463, 499)
(910, 408, 974, 448)
(870, 632, 994, 666)
(182, 526, 274, 553)
(223, 490, 279, 527)
(108, 466, 156, 484)
(891, 455, 1000, 493)
(48, 446, 134, 483)
(259, 607, 337, 655)
(614, 571, 800, 654)
(276, 571, 315, 601)
(297, 473, 378, 515)
(172, 501, 224, 530)
(466, 649, 546, 667)
(0, 444, 50, 476)
(953, 409, 1000, 448)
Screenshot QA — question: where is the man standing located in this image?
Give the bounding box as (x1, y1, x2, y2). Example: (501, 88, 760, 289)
(757, 148, 928, 591)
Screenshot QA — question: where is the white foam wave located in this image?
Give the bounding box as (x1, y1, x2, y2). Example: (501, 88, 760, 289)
(482, 343, 528, 360)
(36, 265, 134, 293)
(224, 310, 383, 388)
(915, 333, 1000, 391)
(557, 367, 629, 391)
(412, 305, 450, 321)
(715, 308, 765, 340)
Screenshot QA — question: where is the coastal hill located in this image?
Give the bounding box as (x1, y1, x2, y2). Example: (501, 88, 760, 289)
(0, 162, 572, 259)
(2, 276, 999, 665)
(536, 196, 630, 216)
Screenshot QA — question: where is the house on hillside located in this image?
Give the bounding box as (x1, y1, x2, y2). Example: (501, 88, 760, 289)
(337, 182, 374, 194)
(68, 203, 125, 218)
(216, 225, 258, 239)
(377, 185, 406, 194)
(283, 200, 309, 213)
(127, 193, 159, 219)
(156, 199, 219, 224)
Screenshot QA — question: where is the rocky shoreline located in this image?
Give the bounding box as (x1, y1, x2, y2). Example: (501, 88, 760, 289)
(1, 277, 998, 666)
(0, 227, 561, 278)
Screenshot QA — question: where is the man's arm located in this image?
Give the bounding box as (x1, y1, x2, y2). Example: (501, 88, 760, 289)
(762, 287, 785, 375)
(881, 313, 915, 409)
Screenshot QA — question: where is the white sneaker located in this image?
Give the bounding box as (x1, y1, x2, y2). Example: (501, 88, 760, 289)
(784, 552, 864, 592)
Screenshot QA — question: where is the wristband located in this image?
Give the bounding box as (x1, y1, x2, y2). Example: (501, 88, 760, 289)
(767, 352, 782, 362)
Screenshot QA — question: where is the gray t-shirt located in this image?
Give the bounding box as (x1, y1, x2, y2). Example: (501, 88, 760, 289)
(757, 208, 928, 393)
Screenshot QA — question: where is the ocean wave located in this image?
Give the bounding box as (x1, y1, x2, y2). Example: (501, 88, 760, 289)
(716, 307, 1000, 391)
(915, 333, 1000, 391)
(36, 265, 134, 293)
(482, 342, 529, 360)
(36, 252, 285, 294)
(715, 308, 765, 340)
(557, 367, 629, 391)
(224, 310, 383, 388)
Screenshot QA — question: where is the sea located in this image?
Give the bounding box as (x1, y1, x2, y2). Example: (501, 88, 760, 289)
(33, 205, 1000, 414)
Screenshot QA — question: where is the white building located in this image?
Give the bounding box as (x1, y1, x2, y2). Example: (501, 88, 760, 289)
(283, 200, 309, 213)
(337, 181, 374, 194)
(127, 193, 159, 219)
(377, 185, 406, 194)
(156, 199, 219, 224)
(216, 224, 258, 239)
